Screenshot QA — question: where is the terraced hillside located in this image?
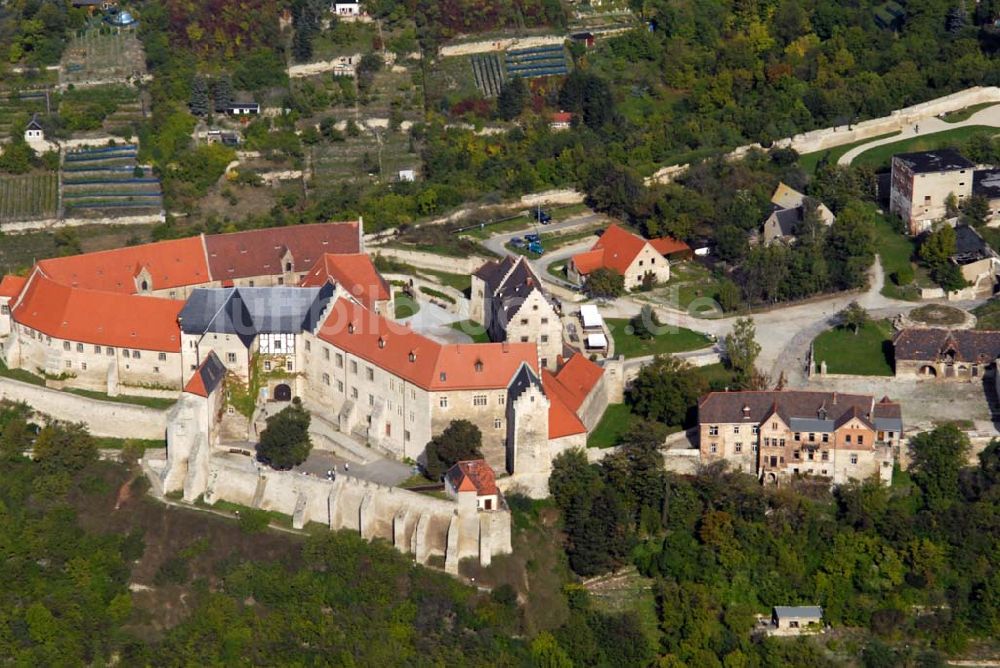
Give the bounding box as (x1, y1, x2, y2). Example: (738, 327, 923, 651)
(61, 145, 163, 217)
(504, 44, 568, 79)
(0, 172, 59, 225)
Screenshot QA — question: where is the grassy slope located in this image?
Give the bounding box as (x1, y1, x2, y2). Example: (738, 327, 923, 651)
(853, 125, 1000, 170)
(812, 320, 894, 376)
(874, 213, 921, 300)
(797, 131, 901, 175)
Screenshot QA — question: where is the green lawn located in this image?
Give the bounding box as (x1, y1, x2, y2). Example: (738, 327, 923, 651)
(417, 268, 471, 294)
(973, 299, 1000, 329)
(587, 403, 636, 448)
(547, 260, 567, 280)
(606, 317, 712, 359)
(93, 436, 167, 450)
(941, 102, 999, 123)
(419, 285, 456, 303)
(393, 291, 420, 319)
(65, 388, 177, 410)
(797, 131, 901, 175)
(812, 320, 894, 376)
(0, 359, 45, 386)
(693, 363, 739, 391)
(853, 126, 1000, 171)
(450, 320, 491, 343)
(874, 213, 921, 300)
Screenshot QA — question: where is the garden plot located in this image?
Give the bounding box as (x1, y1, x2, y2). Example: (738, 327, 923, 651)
(471, 54, 505, 97)
(310, 130, 417, 187)
(504, 44, 567, 79)
(360, 67, 422, 121)
(0, 92, 49, 143)
(61, 26, 147, 85)
(424, 55, 482, 110)
(0, 173, 58, 224)
(61, 145, 162, 216)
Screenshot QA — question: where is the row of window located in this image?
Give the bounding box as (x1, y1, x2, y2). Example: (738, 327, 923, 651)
(63, 359, 163, 374)
(708, 425, 761, 436)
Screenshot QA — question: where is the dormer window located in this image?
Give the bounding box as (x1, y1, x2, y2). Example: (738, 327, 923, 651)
(285, 262, 292, 272)
(378, 337, 386, 349)
(440, 372, 447, 381)
(347, 323, 355, 334)
(140, 280, 148, 291)
(408, 352, 416, 362)
(474, 360, 483, 372)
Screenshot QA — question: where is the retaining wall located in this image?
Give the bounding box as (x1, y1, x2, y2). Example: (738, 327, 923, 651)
(2, 212, 165, 233)
(373, 247, 491, 274)
(0, 376, 167, 439)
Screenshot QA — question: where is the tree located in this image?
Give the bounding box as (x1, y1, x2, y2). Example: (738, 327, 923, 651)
(839, 300, 869, 335)
(256, 400, 313, 470)
(627, 355, 707, 426)
(0, 141, 34, 174)
(717, 278, 742, 313)
(424, 419, 483, 479)
(630, 304, 661, 340)
(497, 77, 528, 120)
(33, 421, 97, 473)
(723, 318, 761, 386)
(212, 75, 233, 113)
(585, 268, 625, 299)
(920, 225, 967, 291)
(909, 424, 970, 512)
(962, 194, 990, 228)
(715, 224, 748, 263)
(189, 76, 210, 116)
(530, 632, 573, 668)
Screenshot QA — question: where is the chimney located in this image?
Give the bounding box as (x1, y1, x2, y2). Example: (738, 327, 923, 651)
(832, 392, 838, 405)
(502, 342, 510, 353)
(742, 404, 751, 419)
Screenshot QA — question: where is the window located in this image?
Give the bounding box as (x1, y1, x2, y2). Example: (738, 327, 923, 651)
(106, 347, 114, 356)
(497, 394, 505, 406)
(350, 360, 357, 374)
(779, 438, 786, 447)
(227, 352, 237, 363)
(807, 451, 814, 461)
(771, 422, 777, 430)
(822, 433, 829, 443)
(439, 396, 448, 408)
(351, 387, 358, 399)
(132, 350, 140, 359)
(385, 423, 391, 437)
(366, 367, 374, 381)
(541, 318, 548, 324)
(520, 318, 528, 325)
(751, 425, 759, 434)
(81, 362, 88, 371)
(158, 352, 167, 361)
(323, 348, 330, 360)
(94, 345, 101, 354)
(494, 418, 502, 429)
(733, 426, 740, 434)
(286, 360, 293, 372)
(474, 395, 487, 406)
(541, 335, 549, 343)
(76, 343, 83, 352)
(336, 353, 343, 367)
(336, 380, 344, 392)
(734, 443, 742, 453)
(541, 358, 547, 368)
(153, 366, 159, 373)
(793, 450, 801, 460)
(858, 435, 864, 445)
(322, 373, 330, 385)
(821, 451, 829, 461)
(520, 336, 529, 342)
(710, 443, 718, 453)
(63, 341, 70, 351)
(845, 434, 852, 443)
(409, 411, 414, 422)
(404, 430, 411, 442)
(368, 394, 374, 406)
(709, 425, 719, 436)
(808, 432, 815, 442)
(305, 340, 311, 352)
(924, 195, 932, 204)
(850, 454, 858, 465)
(277, 277, 284, 285)
(273, 339, 282, 351)
(264, 360, 272, 371)
(65, 360, 72, 369)
(0, 305, 7, 315)
(248, 280, 254, 287)
(764, 437, 771, 447)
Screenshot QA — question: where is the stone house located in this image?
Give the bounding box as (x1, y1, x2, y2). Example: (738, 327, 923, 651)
(299, 252, 392, 315)
(445, 459, 500, 511)
(952, 224, 999, 297)
(761, 182, 835, 246)
(893, 328, 1000, 380)
(770, 606, 823, 635)
(889, 149, 974, 235)
(567, 224, 688, 290)
(470, 255, 563, 370)
(697, 390, 902, 486)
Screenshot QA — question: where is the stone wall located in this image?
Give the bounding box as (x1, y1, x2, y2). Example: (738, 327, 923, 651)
(0, 376, 167, 439)
(372, 247, 492, 275)
(1, 212, 165, 234)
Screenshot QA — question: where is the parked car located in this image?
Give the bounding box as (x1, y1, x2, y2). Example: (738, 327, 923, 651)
(528, 240, 544, 255)
(510, 237, 526, 247)
(525, 233, 540, 242)
(537, 209, 552, 224)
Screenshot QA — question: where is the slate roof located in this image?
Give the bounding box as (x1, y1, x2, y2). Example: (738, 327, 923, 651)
(475, 255, 556, 333)
(893, 328, 1000, 363)
(974, 168, 1000, 199)
(953, 225, 993, 264)
(893, 149, 974, 174)
(768, 206, 802, 237)
(774, 606, 822, 619)
(178, 284, 335, 346)
(698, 390, 900, 427)
(184, 351, 227, 397)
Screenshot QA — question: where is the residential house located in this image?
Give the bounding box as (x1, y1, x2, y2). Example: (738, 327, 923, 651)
(299, 253, 392, 314)
(550, 111, 573, 130)
(568, 224, 689, 290)
(770, 606, 823, 635)
(761, 182, 835, 245)
(893, 328, 1000, 380)
(952, 224, 999, 296)
(333, 1, 361, 16)
(470, 255, 563, 369)
(697, 390, 902, 485)
(445, 459, 501, 511)
(889, 149, 974, 234)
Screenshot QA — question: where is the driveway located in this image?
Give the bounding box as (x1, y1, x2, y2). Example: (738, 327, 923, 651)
(296, 449, 412, 487)
(838, 104, 1000, 165)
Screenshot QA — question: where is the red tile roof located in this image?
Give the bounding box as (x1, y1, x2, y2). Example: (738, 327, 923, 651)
(551, 111, 573, 123)
(446, 459, 499, 496)
(0, 275, 27, 299)
(300, 253, 389, 310)
(541, 354, 603, 439)
(204, 221, 360, 280)
(13, 271, 183, 352)
(315, 298, 537, 391)
(571, 224, 688, 276)
(36, 237, 210, 294)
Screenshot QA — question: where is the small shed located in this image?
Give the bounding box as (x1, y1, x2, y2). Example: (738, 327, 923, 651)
(398, 169, 416, 182)
(226, 103, 261, 116)
(579, 304, 603, 331)
(585, 332, 607, 350)
(772, 606, 822, 631)
(24, 114, 44, 142)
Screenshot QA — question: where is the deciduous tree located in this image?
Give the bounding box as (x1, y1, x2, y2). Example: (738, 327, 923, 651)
(424, 419, 483, 479)
(256, 400, 313, 470)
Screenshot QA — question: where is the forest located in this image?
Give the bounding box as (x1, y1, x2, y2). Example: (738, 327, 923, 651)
(550, 422, 1000, 666)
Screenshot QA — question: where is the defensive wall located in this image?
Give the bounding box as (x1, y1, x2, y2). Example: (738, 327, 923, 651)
(649, 86, 1000, 184)
(0, 213, 165, 234)
(0, 376, 167, 439)
(372, 247, 492, 275)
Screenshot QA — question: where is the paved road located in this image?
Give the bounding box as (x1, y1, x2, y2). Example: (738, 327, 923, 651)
(838, 104, 1000, 165)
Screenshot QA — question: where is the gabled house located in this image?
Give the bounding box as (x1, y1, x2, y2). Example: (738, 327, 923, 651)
(952, 224, 999, 297)
(568, 224, 689, 290)
(445, 459, 500, 510)
(893, 328, 1000, 380)
(470, 255, 563, 369)
(761, 183, 835, 245)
